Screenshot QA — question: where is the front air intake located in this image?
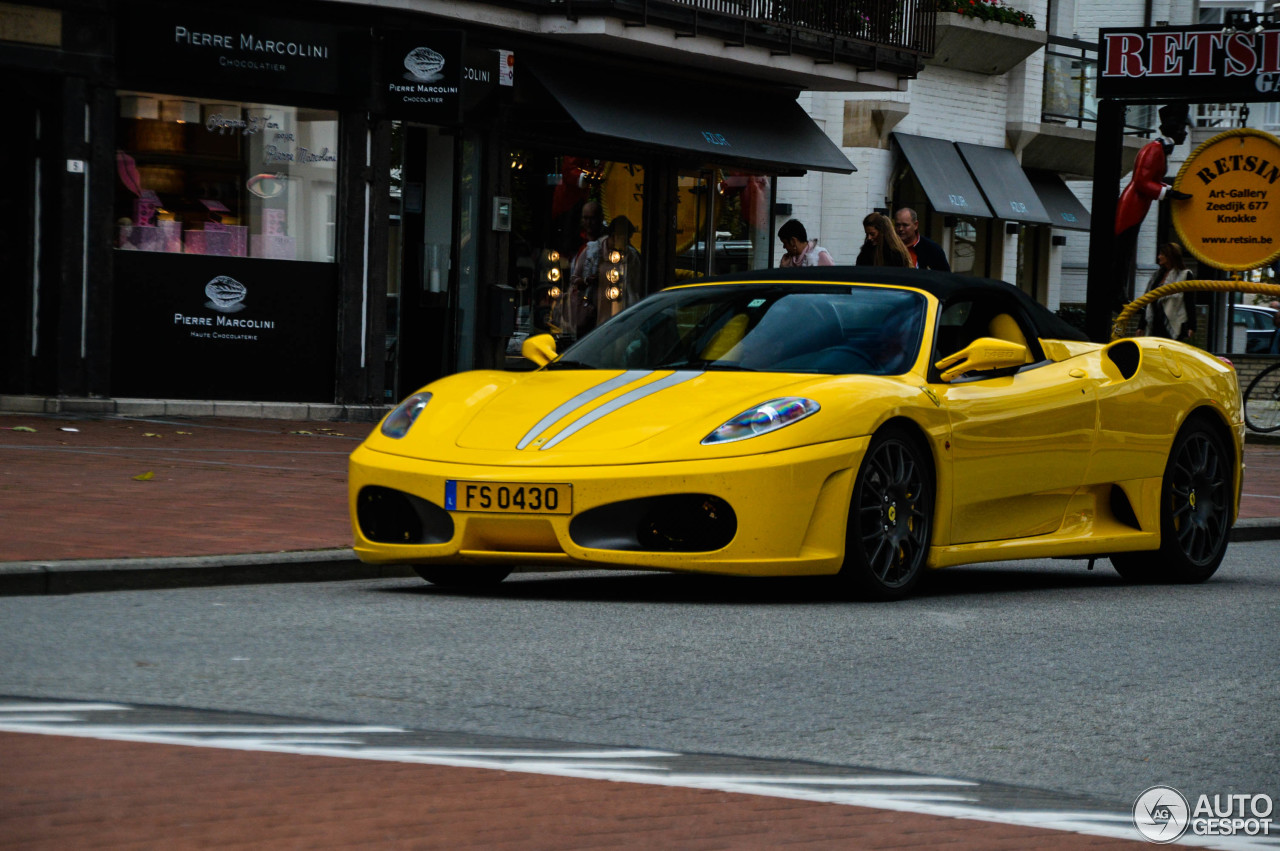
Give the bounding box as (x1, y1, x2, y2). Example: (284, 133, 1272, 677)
(356, 486, 454, 545)
(570, 494, 737, 552)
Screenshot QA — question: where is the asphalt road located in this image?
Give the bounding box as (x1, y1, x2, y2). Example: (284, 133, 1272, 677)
(1, 544, 1276, 811)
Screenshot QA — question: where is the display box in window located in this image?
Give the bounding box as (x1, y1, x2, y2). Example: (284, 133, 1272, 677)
(251, 209, 295, 259)
(185, 226, 247, 257)
(251, 233, 297, 260)
(118, 218, 183, 254)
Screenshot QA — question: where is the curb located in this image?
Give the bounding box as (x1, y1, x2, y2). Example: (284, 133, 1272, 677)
(0, 550, 415, 596)
(0, 395, 391, 422)
(1, 521, 1276, 596)
(1230, 517, 1280, 542)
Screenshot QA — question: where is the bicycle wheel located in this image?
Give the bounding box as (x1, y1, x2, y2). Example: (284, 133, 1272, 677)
(1244, 361, 1280, 433)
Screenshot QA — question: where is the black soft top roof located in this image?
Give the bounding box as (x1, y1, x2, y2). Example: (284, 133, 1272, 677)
(688, 266, 1090, 343)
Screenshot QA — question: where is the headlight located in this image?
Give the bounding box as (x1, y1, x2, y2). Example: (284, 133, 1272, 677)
(381, 392, 432, 438)
(701, 397, 820, 445)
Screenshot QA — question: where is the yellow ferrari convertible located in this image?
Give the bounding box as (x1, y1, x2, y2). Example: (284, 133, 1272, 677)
(349, 268, 1243, 600)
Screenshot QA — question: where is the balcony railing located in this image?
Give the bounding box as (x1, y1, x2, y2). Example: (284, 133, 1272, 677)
(536, 0, 935, 76)
(1042, 35, 1154, 136)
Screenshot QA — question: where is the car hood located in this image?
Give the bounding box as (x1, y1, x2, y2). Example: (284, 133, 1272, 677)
(365, 368, 914, 466)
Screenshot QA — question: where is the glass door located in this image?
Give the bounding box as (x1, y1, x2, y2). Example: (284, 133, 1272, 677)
(0, 84, 44, 393)
(504, 151, 647, 359)
(388, 123, 456, 400)
(677, 168, 773, 278)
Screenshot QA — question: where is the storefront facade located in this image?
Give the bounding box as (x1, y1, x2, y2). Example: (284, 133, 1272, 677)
(1, 0, 859, 409)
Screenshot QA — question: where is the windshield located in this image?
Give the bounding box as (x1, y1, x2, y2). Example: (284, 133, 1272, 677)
(549, 284, 927, 375)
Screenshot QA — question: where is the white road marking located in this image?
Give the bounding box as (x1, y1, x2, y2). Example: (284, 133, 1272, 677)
(3, 702, 1278, 851)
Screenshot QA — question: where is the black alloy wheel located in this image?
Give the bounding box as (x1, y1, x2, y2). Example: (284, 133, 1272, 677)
(1112, 420, 1232, 583)
(413, 565, 513, 588)
(838, 427, 934, 601)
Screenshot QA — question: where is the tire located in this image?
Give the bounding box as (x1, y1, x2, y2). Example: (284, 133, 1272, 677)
(412, 566, 512, 588)
(1244, 361, 1280, 433)
(1111, 420, 1232, 583)
(836, 427, 934, 601)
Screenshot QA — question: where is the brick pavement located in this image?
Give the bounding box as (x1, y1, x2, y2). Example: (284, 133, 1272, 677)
(1, 412, 1276, 562)
(0, 415, 366, 561)
(1241, 442, 1280, 520)
(0, 732, 1152, 850)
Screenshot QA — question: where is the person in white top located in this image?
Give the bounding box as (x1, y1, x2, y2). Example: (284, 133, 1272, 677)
(777, 219, 834, 267)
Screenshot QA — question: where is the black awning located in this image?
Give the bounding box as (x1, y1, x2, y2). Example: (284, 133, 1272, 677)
(891, 133, 992, 218)
(1026, 170, 1092, 231)
(528, 63, 855, 174)
(955, 142, 1052, 224)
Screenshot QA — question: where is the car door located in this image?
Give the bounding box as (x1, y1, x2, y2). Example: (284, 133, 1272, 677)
(931, 297, 1099, 545)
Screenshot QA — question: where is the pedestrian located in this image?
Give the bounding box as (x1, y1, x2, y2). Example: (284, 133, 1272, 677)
(557, 199, 606, 337)
(777, 219, 835, 267)
(1137, 242, 1194, 340)
(893, 207, 950, 271)
(590, 215, 642, 327)
(857, 212, 912, 267)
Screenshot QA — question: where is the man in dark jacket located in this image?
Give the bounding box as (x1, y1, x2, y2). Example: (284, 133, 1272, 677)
(893, 207, 950, 271)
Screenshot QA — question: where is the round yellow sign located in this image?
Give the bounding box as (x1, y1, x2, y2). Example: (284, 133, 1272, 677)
(1173, 128, 1280, 271)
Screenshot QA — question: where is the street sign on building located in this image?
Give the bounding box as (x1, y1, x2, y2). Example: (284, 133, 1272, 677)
(1099, 24, 1280, 101)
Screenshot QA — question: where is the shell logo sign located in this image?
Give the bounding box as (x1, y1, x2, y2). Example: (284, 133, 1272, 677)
(1172, 128, 1280, 271)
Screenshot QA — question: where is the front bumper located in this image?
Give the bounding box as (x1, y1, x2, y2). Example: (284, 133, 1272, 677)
(348, 436, 870, 577)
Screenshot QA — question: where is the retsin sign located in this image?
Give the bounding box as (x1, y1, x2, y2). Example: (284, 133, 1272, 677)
(1099, 25, 1280, 100)
(1172, 128, 1280, 271)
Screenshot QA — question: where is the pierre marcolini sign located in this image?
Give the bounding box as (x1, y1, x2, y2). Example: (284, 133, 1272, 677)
(173, 25, 330, 60)
(120, 8, 341, 94)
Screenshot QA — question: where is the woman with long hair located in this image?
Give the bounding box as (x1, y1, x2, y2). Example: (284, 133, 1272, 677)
(856, 212, 913, 267)
(1138, 242, 1194, 340)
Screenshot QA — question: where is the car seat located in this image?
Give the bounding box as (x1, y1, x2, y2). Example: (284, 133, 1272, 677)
(987, 313, 1036, 363)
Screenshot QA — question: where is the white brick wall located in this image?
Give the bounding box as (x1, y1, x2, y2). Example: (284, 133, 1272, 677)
(899, 69, 1009, 144)
(1073, 6, 1143, 39)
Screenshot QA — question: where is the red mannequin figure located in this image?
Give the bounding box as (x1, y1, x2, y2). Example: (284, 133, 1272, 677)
(1113, 102, 1191, 308)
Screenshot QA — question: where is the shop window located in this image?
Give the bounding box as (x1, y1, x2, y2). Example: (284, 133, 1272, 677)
(951, 218, 991, 277)
(506, 153, 646, 353)
(114, 92, 337, 263)
(676, 170, 772, 278)
(1015, 224, 1045, 302)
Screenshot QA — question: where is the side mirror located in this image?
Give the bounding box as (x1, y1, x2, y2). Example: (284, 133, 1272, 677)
(521, 333, 558, 367)
(934, 337, 1029, 383)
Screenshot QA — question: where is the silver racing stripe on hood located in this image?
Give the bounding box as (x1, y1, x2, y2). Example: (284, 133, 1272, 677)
(516, 370, 652, 450)
(538, 371, 703, 450)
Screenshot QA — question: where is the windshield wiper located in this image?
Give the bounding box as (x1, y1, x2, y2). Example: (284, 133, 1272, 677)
(545, 359, 595, 370)
(657, 360, 756, 372)
(698, 362, 758, 371)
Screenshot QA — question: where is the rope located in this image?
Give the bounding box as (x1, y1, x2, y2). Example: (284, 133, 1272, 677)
(1111, 280, 1280, 341)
